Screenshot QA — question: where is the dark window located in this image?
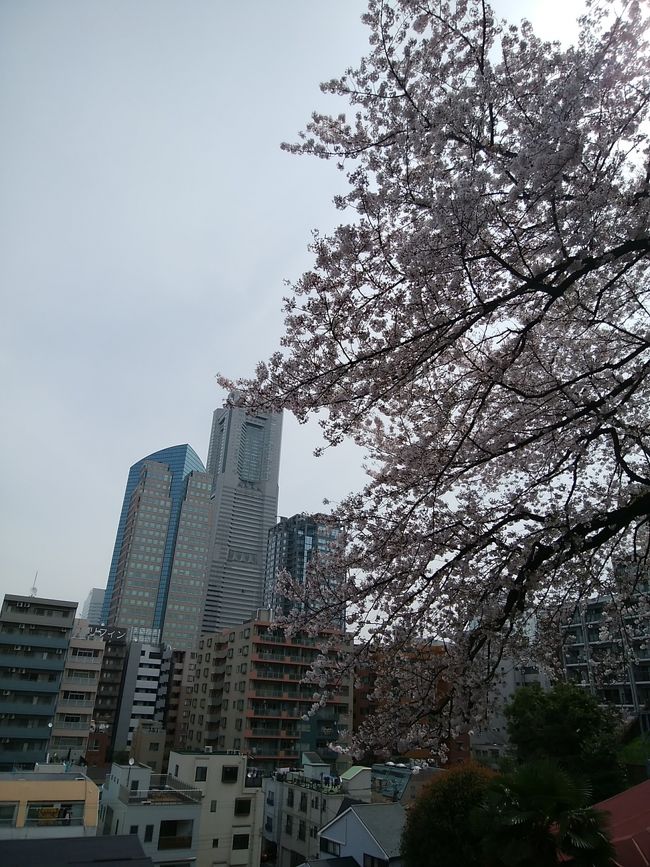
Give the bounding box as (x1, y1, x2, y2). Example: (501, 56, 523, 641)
(210, 800, 217, 813)
(234, 798, 251, 817)
(212, 838, 219, 848)
(129, 825, 138, 835)
(285, 815, 293, 835)
(232, 834, 249, 850)
(144, 825, 154, 842)
(298, 820, 306, 841)
(287, 788, 294, 807)
(363, 857, 389, 867)
(299, 793, 307, 812)
(195, 766, 207, 782)
(222, 765, 238, 783)
(321, 838, 341, 856)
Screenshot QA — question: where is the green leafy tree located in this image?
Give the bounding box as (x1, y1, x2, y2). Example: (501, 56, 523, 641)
(475, 761, 614, 867)
(401, 763, 494, 867)
(505, 684, 626, 801)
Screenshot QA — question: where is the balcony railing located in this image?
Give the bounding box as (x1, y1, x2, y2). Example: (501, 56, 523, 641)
(157, 835, 192, 850)
(118, 774, 202, 806)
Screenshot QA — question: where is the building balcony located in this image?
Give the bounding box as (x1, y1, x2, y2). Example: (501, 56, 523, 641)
(0, 700, 56, 715)
(0, 678, 60, 693)
(0, 724, 50, 740)
(158, 835, 192, 851)
(0, 655, 65, 672)
(246, 729, 298, 739)
(0, 633, 69, 651)
(57, 700, 94, 709)
(0, 747, 47, 765)
(118, 774, 202, 806)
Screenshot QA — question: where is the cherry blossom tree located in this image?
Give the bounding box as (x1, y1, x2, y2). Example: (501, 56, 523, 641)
(221, 0, 650, 752)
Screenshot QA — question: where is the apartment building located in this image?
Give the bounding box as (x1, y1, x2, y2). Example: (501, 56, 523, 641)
(170, 749, 263, 867)
(0, 767, 100, 839)
(50, 626, 104, 764)
(0, 595, 77, 770)
(562, 594, 650, 715)
(87, 626, 130, 766)
(263, 753, 371, 867)
(185, 610, 352, 772)
(100, 761, 202, 865)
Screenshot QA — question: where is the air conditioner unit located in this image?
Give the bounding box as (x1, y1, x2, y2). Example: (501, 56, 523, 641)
(204, 746, 213, 753)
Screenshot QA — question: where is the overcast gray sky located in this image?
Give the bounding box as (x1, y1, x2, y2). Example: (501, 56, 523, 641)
(0, 0, 584, 607)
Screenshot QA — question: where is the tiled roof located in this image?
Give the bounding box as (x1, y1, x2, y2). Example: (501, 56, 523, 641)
(595, 779, 650, 867)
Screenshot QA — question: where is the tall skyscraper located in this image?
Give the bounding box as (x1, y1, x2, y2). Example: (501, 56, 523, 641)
(81, 588, 105, 625)
(265, 513, 343, 626)
(102, 444, 213, 650)
(202, 397, 282, 632)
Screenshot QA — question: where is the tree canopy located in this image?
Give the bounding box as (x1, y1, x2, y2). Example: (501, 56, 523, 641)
(475, 761, 615, 867)
(505, 683, 627, 801)
(222, 0, 650, 750)
(401, 763, 494, 867)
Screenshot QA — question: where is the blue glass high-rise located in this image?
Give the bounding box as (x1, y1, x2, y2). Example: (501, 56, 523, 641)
(102, 444, 212, 649)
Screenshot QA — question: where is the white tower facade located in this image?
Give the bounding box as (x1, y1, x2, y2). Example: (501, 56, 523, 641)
(202, 399, 282, 632)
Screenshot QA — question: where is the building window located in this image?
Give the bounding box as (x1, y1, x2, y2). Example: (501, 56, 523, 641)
(0, 804, 17, 827)
(222, 766, 238, 783)
(234, 798, 251, 817)
(210, 800, 217, 813)
(363, 857, 389, 867)
(195, 766, 207, 782)
(320, 838, 341, 857)
(158, 819, 193, 851)
(212, 838, 219, 848)
(285, 815, 293, 835)
(129, 825, 138, 835)
(149, 742, 159, 752)
(299, 793, 307, 812)
(298, 820, 306, 841)
(144, 825, 154, 842)
(232, 833, 249, 850)
(287, 788, 294, 808)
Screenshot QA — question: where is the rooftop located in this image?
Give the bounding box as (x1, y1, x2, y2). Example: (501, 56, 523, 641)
(0, 834, 153, 867)
(594, 779, 650, 867)
(0, 772, 94, 784)
(118, 774, 202, 806)
(321, 802, 406, 859)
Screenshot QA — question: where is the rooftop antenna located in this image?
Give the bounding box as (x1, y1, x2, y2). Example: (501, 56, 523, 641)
(30, 571, 38, 597)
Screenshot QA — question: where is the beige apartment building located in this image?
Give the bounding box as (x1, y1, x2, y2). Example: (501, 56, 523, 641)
(0, 768, 99, 838)
(50, 625, 104, 763)
(185, 610, 352, 772)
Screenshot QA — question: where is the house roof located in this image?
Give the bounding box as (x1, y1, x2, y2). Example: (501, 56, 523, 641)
(320, 801, 406, 859)
(302, 751, 328, 766)
(594, 779, 650, 867)
(0, 834, 154, 867)
(340, 765, 368, 780)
